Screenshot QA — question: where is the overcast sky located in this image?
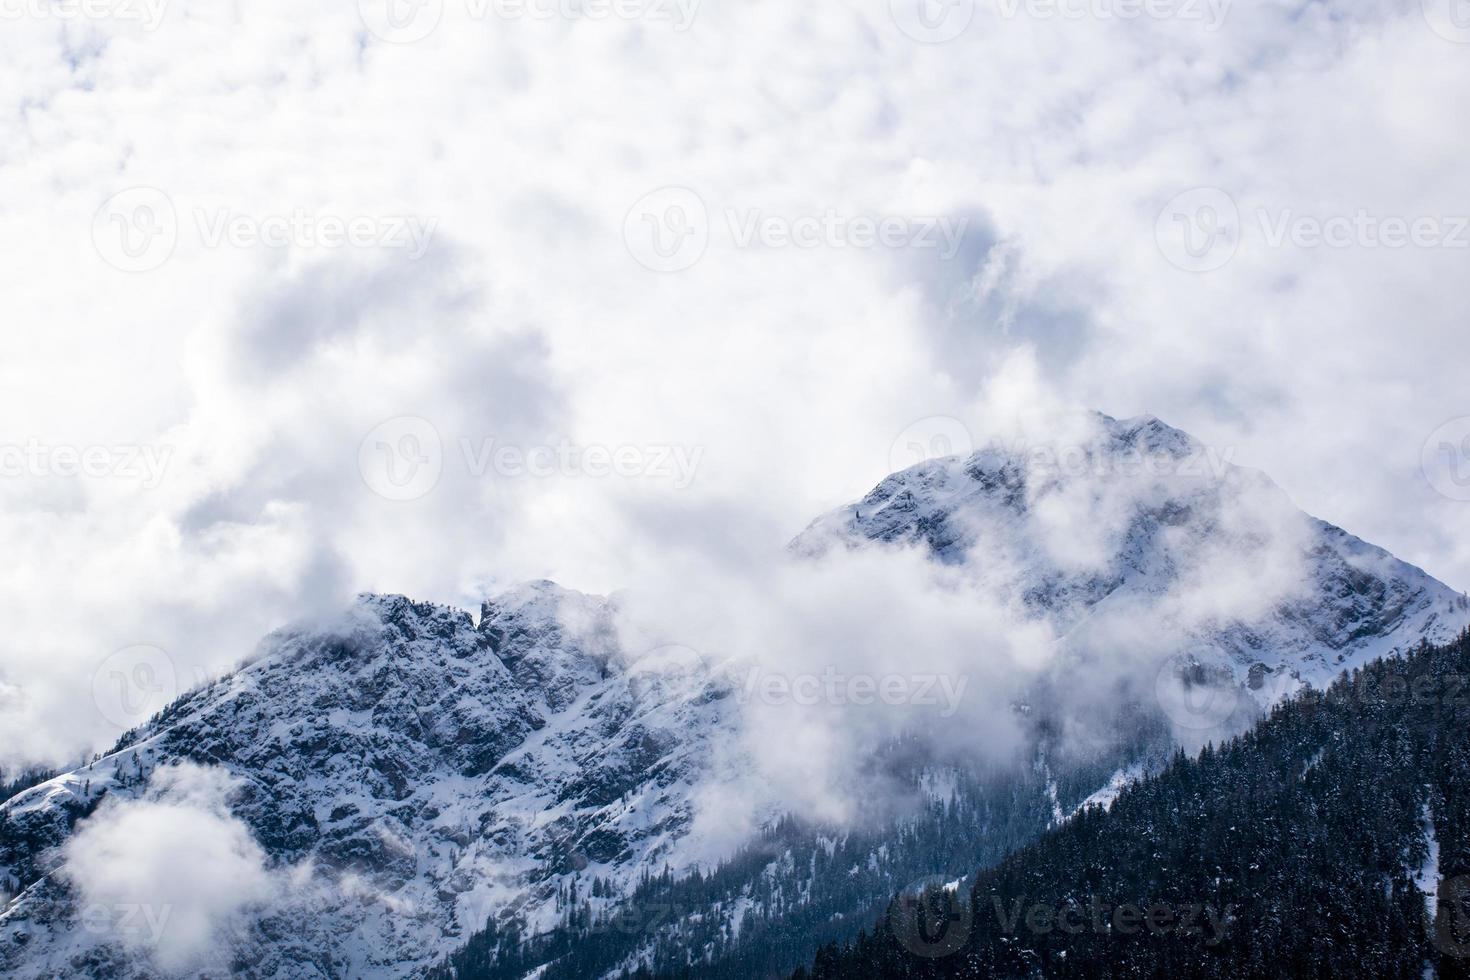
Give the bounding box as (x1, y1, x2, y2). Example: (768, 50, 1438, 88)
(3, 0, 1469, 768)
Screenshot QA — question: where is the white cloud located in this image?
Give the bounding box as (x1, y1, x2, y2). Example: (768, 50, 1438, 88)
(614, 539, 1047, 826)
(1, 0, 1468, 771)
(62, 763, 274, 974)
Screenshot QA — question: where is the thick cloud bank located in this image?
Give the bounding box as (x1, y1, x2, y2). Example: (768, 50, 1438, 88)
(3, 0, 1469, 768)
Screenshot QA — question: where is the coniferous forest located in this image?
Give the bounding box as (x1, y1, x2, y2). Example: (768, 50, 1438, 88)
(794, 630, 1470, 979)
(431, 631, 1470, 980)
(428, 711, 1174, 980)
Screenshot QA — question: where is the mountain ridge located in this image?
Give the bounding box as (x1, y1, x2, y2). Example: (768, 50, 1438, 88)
(2, 412, 1465, 978)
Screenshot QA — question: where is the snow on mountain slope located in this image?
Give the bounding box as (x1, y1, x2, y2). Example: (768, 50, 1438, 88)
(0, 584, 742, 978)
(2, 412, 1464, 978)
(793, 412, 1467, 708)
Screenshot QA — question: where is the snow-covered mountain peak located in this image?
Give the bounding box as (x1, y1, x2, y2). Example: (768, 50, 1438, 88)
(1096, 411, 1198, 456)
(349, 592, 482, 651)
(477, 580, 621, 709)
(794, 412, 1466, 694)
(1, 583, 731, 978)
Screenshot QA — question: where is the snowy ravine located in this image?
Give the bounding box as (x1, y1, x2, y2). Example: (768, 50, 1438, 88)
(2, 412, 1466, 978)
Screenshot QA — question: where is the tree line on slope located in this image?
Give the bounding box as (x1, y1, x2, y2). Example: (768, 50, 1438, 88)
(429, 710, 1173, 980)
(794, 630, 1470, 979)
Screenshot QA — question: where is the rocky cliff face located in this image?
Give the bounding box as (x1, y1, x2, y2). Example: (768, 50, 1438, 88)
(1, 583, 741, 978)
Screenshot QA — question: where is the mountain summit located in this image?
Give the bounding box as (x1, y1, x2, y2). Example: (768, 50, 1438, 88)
(796, 412, 1465, 702)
